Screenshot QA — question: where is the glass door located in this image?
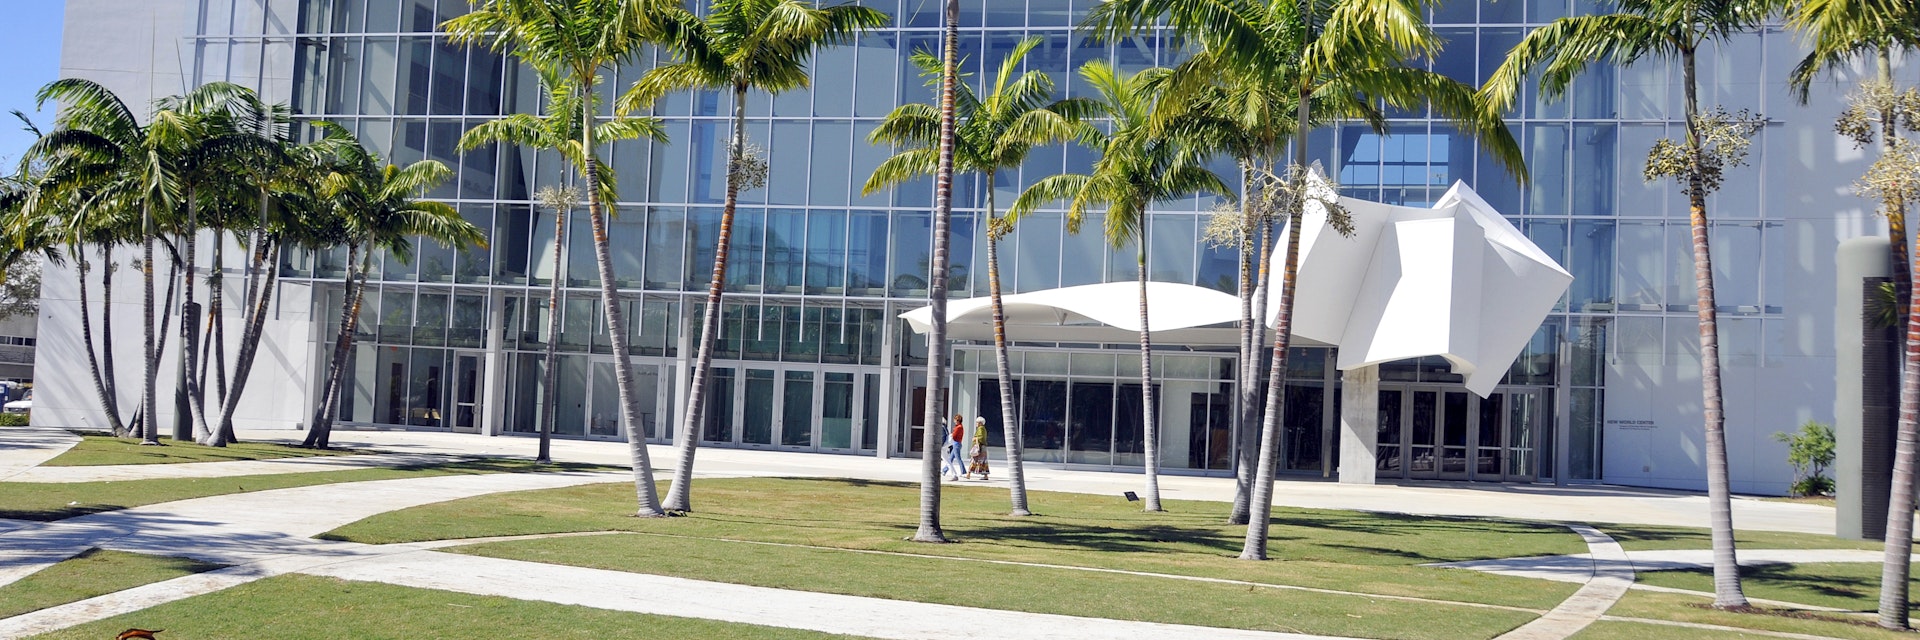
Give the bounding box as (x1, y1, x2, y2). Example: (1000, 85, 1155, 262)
(1376, 388, 1404, 477)
(819, 372, 856, 450)
(450, 353, 483, 433)
(1505, 390, 1542, 481)
(1408, 390, 1439, 479)
(1475, 393, 1505, 479)
(1438, 391, 1471, 479)
(780, 370, 814, 447)
(743, 368, 776, 446)
(701, 367, 736, 444)
(588, 360, 621, 438)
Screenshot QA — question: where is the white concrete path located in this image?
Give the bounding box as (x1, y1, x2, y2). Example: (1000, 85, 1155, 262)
(1438, 548, 1908, 583)
(4, 452, 471, 483)
(0, 469, 1362, 640)
(1493, 525, 1634, 640)
(239, 428, 1844, 535)
(0, 427, 80, 481)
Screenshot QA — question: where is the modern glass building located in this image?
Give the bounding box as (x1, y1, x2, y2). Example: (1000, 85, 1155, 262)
(44, 0, 1882, 494)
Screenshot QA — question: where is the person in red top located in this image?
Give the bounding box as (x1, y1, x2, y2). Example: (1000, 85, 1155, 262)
(941, 414, 966, 481)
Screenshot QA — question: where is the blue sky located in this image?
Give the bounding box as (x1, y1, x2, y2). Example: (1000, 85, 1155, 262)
(0, 1, 64, 167)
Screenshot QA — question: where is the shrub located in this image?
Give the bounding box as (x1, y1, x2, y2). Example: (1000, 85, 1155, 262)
(1773, 420, 1835, 497)
(0, 413, 28, 427)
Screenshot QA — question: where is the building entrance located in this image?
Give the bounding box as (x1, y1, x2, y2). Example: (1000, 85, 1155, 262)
(1374, 385, 1544, 482)
(701, 365, 876, 453)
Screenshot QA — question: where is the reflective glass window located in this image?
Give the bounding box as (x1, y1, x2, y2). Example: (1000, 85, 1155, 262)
(1711, 222, 1762, 310)
(1571, 123, 1615, 216)
(811, 122, 852, 206)
(361, 37, 398, 116)
(890, 211, 931, 296)
(769, 121, 810, 206)
(849, 210, 889, 294)
(1526, 124, 1570, 215)
(1148, 214, 1196, 285)
(1615, 221, 1664, 311)
(685, 207, 722, 290)
(1482, 0, 1522, 24)
(807, 210, 849, 294)
(855, 36, 900, 118)
(729, 208, 769, 293)
(765, 208, 804, 293)
(1569, 220, 1615, 313)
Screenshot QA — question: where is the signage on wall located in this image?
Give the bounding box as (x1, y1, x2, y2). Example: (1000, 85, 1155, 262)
(1605, 419, 1657, 430)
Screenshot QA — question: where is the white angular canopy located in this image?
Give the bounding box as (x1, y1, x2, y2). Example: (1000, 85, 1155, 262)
(1275, 177, 1571, 396)
(900, 177, 1570, 397)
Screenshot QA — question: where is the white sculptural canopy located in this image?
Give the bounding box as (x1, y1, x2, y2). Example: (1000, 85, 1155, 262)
(900, 177, 1572, 397)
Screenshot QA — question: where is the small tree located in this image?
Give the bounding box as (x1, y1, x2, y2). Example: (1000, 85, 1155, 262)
(1772, 420, 1835, 497)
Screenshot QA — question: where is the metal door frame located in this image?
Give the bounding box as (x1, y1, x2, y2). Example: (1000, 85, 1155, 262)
(448, 350, 486, 433)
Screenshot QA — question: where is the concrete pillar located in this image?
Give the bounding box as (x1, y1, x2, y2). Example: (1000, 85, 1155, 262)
(1837, 236, 1896, 540)
(480, 290, 507, 436)
(876, 302, 896, 459)
(1338, 364, 1380, 484)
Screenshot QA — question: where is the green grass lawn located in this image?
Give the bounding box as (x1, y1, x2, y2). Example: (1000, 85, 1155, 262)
(0, 549, 223, 619)
(321, 477, 1589, 639)
(26, 574, 871, 640)
(43, 435, 361, 467)
(0, 459, 614, 521)
(1602, 589, 1912, 640)
(1636, 562, 1915, 612)
(1597, 522, 1883, 552)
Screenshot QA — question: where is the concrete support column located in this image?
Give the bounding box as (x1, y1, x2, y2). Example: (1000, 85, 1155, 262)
(877, 302, 896, 459)
(480, 290, 507, 437)
(1838, 236, 1895, 540)
(1338, 364, 1380, 484)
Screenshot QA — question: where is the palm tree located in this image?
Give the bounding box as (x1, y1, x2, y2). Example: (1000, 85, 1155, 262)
(29, 78, 192, 445)
(622, 0, 887, 514)
(301, 125, 484, 450)
(864, 38, 1090, 517)
(1009, 61, 1235, 513)
(1481, 0, 1786, 608)
(447, 0, 674, 517)
(216, 127, 319, 448)
(1784, 8, 1920, 625)
(1090, 0, 1522, 553)
(460, 70, 663, 464)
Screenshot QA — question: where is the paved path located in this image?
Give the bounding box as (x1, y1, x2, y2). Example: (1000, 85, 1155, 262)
(3, 452, 472, 483)
(0, 470, 1362, 640)
(239, 428, 1844, 536)
(0, 427, 80, 481)
(1438, 548, 1907, 583)
(1493, 525, 1634, 640)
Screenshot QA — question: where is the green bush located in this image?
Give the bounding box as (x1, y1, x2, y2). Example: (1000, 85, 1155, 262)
(1773, 420, 1835, 497)
(0, 413, 28, 427)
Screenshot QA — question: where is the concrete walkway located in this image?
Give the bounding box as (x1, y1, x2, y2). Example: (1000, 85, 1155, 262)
(1438, 548, 1909, 583)
(4, 452, 473, 483)
(0, 469, 1360, 640)
(1492, 525, 1633, 640)
(237, 428, 1843, 535)
(0, 427, 81, 481)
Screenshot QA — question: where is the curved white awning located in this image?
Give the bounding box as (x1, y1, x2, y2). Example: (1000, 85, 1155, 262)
(897, 281, 1247, 346)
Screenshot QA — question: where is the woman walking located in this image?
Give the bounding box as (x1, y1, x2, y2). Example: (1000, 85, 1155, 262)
(967, 416, 991, 481)
(942, 414, 966, 481)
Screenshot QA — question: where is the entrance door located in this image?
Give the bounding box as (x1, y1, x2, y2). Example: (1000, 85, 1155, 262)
(1437, 390, 1471, 479)
(742, 368, 777, 446)
(819, 372, 857, 451)
(1407, 389, 1439, 479)
(709, 365, 866, 452)
(587, 360, 622, 438)
(450, 353, 483, 433)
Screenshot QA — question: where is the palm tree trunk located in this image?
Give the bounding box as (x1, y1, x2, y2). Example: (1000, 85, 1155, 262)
(580, 91, 665, 517)
(1243, 97, 1314, 560)
(985, 179, 1029, 516)
(538, 200, 565, 464)
(216, 238, 280, 447)
(1241, 199, 1303, 560)
(77, 251, 125, 436)
(101, 245, 124, 434)
(141, 203, 159, 445)
(1881, 226, 1920, 630)
(182, 195, 204, 443)
(1680, 47, 1747, 610)
(1230, 163, 1258, 525)
(1137, 246, 1162, 512)
(202, 231, 229, 443)
(303, 244, 366, 449)
(664, 83, 754, 514)
(913, 0, 963, 544)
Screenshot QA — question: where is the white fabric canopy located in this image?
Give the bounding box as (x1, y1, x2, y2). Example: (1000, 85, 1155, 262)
(897, 281, 1247, 346)
(900, 176, 1570, 396)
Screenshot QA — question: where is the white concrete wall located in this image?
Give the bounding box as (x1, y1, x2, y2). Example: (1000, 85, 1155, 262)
(36, 0, 313, 433)
(1601, 33, 1888, 496)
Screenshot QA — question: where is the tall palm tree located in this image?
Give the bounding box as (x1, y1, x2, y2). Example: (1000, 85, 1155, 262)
(1091, 0, 1522, 554)
(1785, 8, 1920, 626)
(29, 78, 191, 445)
(864, 37, 1091, 517)
(460, 70, 663, 464)
(216, 125, 320, 448)
(622, 0, 887, 514)
(302, 125, 484, 450)
(446, 0, 675, 516)
(1482, 0, 1786, 608)
(1009, 61, 1235, 513)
